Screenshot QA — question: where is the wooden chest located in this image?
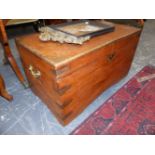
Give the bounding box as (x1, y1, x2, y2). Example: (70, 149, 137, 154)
(16, 24, 141, 125)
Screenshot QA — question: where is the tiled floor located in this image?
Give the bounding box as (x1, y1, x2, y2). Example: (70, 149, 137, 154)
(0, 20, 155, 134)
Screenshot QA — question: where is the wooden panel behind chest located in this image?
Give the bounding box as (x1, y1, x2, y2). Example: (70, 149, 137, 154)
(16, 24, 141, 125)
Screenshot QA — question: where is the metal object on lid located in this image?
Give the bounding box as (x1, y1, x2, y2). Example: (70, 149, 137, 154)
(39, 20, 115, 45)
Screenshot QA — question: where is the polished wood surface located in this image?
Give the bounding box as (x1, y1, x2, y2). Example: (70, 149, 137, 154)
(0, 19, 27, 87)
(0, 75, 13, 101)
(16, 24, 140, 68)
(16, 24, 141, 125)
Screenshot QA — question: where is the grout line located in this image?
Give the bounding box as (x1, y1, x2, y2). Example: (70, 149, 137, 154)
(2, 108, 31, 135)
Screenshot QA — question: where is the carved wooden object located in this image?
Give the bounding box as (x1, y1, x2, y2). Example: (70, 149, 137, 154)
(0, 19, 27, 87)
(16, 24, 141, 125)
(0, 75, 13, 101)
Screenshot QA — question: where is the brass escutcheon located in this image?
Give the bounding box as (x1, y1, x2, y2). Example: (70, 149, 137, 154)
(107, 52, 116, 62)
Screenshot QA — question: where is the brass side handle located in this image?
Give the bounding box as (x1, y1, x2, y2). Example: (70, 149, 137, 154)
(28, 65, 41, 78)
(106, 52, 116, 62)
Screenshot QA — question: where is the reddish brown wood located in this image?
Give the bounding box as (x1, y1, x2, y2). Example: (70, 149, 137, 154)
(0, 19, 27, 87)
(136, 19, 144, 27)
(0, 74, 13, 101)
(16, 24, 141, 125)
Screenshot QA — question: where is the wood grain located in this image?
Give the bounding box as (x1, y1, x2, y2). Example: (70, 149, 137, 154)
(0, 19, 26, 87)
(0, 75, 13, 101)
(16, 24, 141, 125)
(16, 24, 140, 68)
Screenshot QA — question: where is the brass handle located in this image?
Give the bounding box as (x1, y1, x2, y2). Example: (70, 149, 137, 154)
(28, 65, 41, 78)
(107, 52, 116, 62)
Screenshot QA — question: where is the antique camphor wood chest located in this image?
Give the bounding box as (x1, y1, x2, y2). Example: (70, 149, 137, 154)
(16, 24, 141, 125)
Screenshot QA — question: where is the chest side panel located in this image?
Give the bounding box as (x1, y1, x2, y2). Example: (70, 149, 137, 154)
(50, 31, 141, 124)
(16, 44, 76, 119)
(56, 32, 140, 100)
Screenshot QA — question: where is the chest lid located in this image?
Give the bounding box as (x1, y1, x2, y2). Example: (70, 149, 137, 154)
(16, 24, 140, 70)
